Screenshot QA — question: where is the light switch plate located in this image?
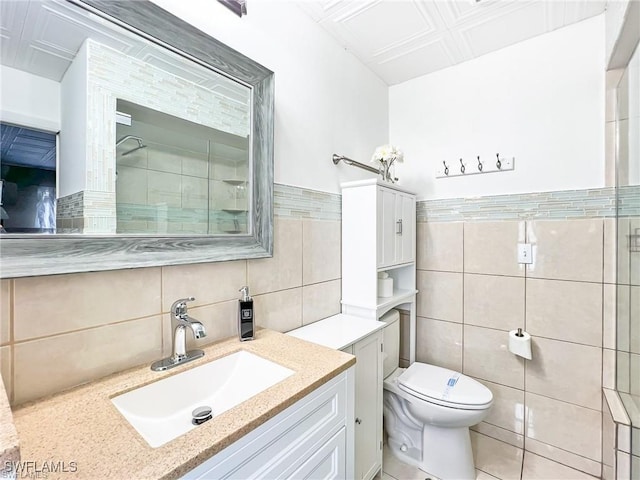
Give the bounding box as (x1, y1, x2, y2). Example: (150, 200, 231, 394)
(518, 243, 533, 264)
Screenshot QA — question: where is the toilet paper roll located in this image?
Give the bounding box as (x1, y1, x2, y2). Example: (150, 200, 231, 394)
(378, 277, 393, 297)
(508, 329, 532, 360)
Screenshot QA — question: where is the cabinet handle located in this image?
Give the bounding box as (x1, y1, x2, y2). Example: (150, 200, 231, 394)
(396, 219, 403, 235)
(355, 418, 362, 425)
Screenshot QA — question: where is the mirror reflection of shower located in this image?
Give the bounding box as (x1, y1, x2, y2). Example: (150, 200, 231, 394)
(114, 99, 249, 235)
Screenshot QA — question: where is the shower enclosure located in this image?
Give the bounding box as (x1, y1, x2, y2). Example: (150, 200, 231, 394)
(615, 34, 639, 477)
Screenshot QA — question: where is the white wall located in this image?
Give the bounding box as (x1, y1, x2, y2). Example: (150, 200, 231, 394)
(59, 41, 88, 198)
(149, 0, 389, 194)
(0, 66, 61, 132)
(618, 34, 640, 186)
(389, 15, 606, 200)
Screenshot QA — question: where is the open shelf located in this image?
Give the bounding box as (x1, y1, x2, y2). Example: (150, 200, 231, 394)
(376, 288, 418, 311)
(222, 208, 248, 214)
(222, 179, 247, 186)
(377, 262, 414, 273)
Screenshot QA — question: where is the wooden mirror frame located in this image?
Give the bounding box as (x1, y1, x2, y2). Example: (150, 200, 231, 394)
(0, 0, 274, 278)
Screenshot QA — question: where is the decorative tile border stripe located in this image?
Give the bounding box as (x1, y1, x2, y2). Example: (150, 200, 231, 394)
(56, 191, 85, 234)
(59, 184, 638, 228)
(415, 187, 633, 222)
(274, 184, 638, 222)
(274, 184, 341, 220)
(618, 185, 640, 218)
(57, 191, 84, 219)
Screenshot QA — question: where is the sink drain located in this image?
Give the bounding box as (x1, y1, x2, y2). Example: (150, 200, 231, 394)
(192, 406, 213, 425)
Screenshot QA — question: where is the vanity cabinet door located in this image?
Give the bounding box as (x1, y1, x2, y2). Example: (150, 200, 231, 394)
(286, 428, 346, 479)
(353, 331, 383, 480)
(182, 371, 352, 480)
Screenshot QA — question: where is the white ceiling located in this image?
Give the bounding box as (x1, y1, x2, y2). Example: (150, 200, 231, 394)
(0, 0, 248, 100)
(0, 0, 249, 168)
(297, 0, 607, 85)
(1, 1, 608, 90)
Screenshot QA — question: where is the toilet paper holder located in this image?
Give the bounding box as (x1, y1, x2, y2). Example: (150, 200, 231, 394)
(508, 328, 532, 360)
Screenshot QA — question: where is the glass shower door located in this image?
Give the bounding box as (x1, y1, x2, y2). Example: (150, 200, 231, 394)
(615, 40, 640, 470)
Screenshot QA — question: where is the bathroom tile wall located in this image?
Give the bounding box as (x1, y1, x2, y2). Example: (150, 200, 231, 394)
(0, 184, 342, 406)
(415, 204, 617, 477)
(1, 182, 632, 478)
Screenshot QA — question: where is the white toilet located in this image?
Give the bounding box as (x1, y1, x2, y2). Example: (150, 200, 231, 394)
(381, 309, 493, 480)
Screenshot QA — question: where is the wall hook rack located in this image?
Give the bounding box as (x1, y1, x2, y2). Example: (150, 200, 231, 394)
(436, 153, 515, 179)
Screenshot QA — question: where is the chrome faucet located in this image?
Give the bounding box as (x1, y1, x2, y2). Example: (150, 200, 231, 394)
(151, 297, 207, 371)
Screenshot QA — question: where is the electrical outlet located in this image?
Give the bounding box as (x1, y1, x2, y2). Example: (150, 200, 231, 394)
(518, 243, 533, 264)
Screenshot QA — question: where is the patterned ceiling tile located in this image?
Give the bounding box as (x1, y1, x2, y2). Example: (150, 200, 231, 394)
(372, 36, 456, 84)
(298, 0, 606, 85)
(456, 2, 548, 58)
(315, 0, 438, 63)
(0, 0, 28, 66)
(0, 124, 57, 170)
(432, 0, 517, 26)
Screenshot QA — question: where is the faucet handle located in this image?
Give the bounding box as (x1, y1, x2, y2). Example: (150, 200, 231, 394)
(171, 297, 195, 317)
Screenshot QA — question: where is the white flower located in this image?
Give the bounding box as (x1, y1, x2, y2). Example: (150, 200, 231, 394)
(371, 144, 404, 164)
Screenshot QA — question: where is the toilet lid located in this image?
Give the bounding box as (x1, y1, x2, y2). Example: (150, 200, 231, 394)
(397, 363, 493, 409)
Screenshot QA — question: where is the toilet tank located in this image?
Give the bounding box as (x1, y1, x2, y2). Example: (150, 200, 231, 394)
(380, 309, 400, 378)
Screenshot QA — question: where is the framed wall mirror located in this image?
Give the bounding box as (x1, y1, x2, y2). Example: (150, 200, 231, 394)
(0, 0, 274, 278)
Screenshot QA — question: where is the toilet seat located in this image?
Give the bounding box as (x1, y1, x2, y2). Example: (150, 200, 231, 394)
(397, 363, 493, 410)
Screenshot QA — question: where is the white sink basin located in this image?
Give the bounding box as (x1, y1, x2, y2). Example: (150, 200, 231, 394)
(111, 350, 294, 447)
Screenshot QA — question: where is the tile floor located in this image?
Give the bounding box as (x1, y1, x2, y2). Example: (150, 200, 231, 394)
(376, 432, 599, 480)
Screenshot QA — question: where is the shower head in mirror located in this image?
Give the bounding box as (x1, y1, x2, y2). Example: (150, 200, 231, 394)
(116, 135, 147, 156)
(121, 144, 147, 156)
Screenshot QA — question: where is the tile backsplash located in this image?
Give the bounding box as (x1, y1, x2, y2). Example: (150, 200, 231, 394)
(0, 185, 342, 406)
(416, 217, 614, 476)
(417, 186, 624, 222)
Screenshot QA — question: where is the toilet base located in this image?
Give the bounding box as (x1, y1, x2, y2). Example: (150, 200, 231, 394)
(387, 424, 476, 480)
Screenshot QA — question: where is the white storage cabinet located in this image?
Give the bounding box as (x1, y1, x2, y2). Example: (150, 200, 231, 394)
(340, 179, 418, 363)
(341, 330, 383, 480)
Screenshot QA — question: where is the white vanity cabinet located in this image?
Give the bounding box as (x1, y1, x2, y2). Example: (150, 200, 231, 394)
(182, 369, 354, 480)
(288, 314, 386, 480)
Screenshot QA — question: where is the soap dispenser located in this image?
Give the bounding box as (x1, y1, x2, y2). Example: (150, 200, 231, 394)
(238, 286, 254, 341)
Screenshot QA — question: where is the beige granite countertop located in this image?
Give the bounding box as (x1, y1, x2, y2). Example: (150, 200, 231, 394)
(8, 329, 355, 479)
(0, 377, 19, 476)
